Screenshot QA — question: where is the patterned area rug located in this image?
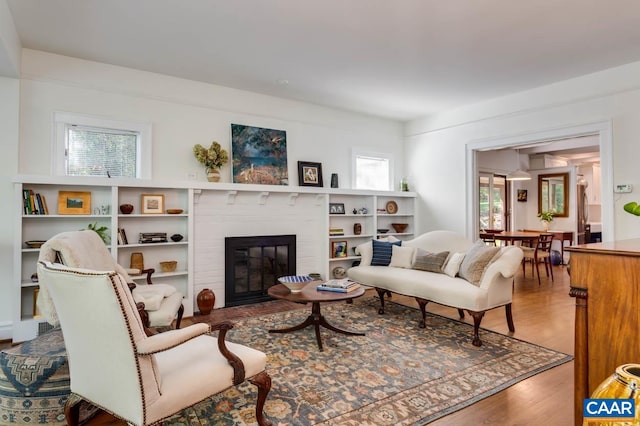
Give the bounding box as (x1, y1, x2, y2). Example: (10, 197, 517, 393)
(164, 296, 572, 425)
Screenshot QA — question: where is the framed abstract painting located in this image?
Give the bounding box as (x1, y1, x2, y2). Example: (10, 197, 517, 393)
(231, 124, 288, 185)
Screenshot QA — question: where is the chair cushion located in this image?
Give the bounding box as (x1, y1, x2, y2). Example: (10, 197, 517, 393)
(443, 252, 466, 278)
(147, 292, 184, 327)
(371, 239, 402, 266)
(458, 241, 501, 286)
(412, 249, 449, 273)
(389, 245, 415, 269)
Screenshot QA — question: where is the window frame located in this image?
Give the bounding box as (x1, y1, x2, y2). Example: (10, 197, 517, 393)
(351, 148, 394, 191)
(53, 112, 152, 178)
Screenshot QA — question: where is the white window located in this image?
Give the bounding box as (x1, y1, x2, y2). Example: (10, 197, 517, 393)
(352, 149, 393, 190)
(53, 112, 151, 178)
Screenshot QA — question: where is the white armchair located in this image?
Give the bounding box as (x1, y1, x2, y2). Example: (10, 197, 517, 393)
(37, 230, 184, 332)
(37, 261, 272, 426)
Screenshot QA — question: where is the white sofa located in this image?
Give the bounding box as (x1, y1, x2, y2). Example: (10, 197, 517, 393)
(347, 230, 524, 346)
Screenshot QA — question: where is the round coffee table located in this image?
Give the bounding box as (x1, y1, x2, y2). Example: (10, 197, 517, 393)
(267, 282, 365, 351)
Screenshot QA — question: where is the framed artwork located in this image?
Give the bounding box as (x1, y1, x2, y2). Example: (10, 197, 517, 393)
(332, 241, 348, 258)
(329, 203, 345, 214)
(141, 194, 165, 214)
(298, 161, 323, 187)
(517, 189, 528, 202)
(231, 124, 288, 185)
(58, 191, 91, 215)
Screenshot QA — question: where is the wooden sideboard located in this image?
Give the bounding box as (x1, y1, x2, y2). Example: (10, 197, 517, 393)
(566, 239, 640, 426)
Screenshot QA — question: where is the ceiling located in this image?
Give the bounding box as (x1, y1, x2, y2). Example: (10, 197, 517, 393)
(5, 0, 640, 121)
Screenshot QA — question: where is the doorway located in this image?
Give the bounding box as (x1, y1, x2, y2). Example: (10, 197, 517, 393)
(479, 173, 509, 231)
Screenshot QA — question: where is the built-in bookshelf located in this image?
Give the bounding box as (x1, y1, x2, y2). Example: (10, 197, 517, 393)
(13, 175, 416, 342)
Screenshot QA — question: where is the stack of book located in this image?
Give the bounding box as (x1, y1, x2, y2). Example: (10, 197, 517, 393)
(317, 279, 361, 293)
(138, 232, 168, 244)
(329, 228, 344, 236)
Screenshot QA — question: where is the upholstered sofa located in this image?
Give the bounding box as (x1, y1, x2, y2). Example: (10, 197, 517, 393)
(347, 230, 524, 346)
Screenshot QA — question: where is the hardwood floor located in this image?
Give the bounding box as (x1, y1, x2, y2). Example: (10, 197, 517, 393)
(9, 264, 576, 425)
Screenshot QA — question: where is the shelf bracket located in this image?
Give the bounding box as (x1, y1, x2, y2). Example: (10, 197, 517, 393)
(193, 189, 202, 204)
(259, 192, 270, 205)
(226, 191, 238, 205)
(288, 192, 299, 206)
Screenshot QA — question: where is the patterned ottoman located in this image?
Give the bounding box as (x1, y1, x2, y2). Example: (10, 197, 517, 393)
(0, 328, 97, 425)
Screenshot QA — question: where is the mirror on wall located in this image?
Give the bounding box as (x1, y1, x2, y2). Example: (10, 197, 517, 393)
(538, 172, 569, 217)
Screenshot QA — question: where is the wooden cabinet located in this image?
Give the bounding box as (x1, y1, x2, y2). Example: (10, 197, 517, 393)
(567, 240, 640, 426)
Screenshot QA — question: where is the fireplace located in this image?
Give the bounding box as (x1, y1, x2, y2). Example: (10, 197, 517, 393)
(225, 234, 296, 306)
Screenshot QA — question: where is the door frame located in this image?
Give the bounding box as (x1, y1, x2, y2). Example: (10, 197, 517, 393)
(465, 120, 613, 241)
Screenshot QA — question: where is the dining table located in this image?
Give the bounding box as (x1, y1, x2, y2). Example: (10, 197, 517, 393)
(480, 230, 542, 246)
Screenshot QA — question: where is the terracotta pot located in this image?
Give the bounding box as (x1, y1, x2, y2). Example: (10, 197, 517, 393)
(197, 288, 215, 315)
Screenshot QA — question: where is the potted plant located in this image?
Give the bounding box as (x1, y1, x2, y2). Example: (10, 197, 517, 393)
(193, 141, 229, 182)
(538, 210, 555, 231)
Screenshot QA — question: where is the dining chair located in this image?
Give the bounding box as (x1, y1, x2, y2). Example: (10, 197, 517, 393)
(37, 261, 272, 426)
(521, 233, 554, 285)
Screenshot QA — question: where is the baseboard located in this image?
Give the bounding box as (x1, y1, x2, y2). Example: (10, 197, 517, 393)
(0, 321, 12, 341)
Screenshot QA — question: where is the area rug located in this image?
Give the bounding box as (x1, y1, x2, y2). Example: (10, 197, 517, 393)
(165, 296, 572, 425)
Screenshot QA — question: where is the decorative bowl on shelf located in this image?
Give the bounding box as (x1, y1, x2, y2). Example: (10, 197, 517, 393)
(170, 234, 184, 242)
(391, 223, 408, 233)
(159, 261, 177, 272)
(377, 229, 389, 234)
(25, 240, 46, 248)
(119, 204, 134, 214)
(278, 275, 313, 293)
(166, 209, 184, 214)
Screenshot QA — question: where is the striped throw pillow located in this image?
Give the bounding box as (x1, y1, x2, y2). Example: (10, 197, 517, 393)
(371, 239, 402, 266)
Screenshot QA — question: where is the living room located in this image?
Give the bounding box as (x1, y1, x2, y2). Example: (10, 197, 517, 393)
(3, 1, 640, 425)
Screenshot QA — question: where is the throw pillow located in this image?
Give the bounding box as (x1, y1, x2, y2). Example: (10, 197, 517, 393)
(412, 248, 450, 273)
(371, 239, 402, 266)
(389, 245, 415, 269)
(356, 236, 401, 267)
(443, 252, 466, 278)
(457, 241, 501, 286)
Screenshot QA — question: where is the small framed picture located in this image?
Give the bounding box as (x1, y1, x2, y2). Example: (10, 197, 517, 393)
(517, 189, 528, 202)
(298, 161, 323, 187)
(141, 194, 165, 214)
(58, 191, 91, 215)
(332, 241, 348, 258)
(329, 203, 345, 214)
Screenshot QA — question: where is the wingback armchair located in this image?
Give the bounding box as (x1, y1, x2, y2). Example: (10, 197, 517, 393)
(37, 261, 272, 426)
(37, 230, 184, 331)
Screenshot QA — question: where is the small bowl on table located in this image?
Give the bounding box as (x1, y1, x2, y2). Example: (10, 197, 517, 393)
(278, 275, 314, 293)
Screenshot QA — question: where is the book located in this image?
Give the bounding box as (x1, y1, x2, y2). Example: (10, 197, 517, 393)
(317, 283, 361, 293)
(323, 278, 357, 289)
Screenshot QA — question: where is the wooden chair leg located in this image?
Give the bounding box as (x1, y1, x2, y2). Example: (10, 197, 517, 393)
(505, 303, 515, 332)
(467, 310, 486, 347)
(375, 287, 387, 314)
(415, 297, 428, 328)
(249, 371, 273, 426)
(548, 258, 554, 282)
(535, 256, 541, 285)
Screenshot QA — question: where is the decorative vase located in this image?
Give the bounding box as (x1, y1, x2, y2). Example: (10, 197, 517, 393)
(130, 252, 144, 271)
(197, 288, 215, 315)
(590, 364, 640, 424)
(354, 223, 362, 235)
(206, 169, 221, 182)
(330, 173, 339, 188)
(542, 221, 550, 231)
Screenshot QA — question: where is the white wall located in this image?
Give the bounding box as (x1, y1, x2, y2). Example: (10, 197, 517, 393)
(406, 59, 640, 241)
(5, 49, 404, 338)
(0, 76, 19, 339)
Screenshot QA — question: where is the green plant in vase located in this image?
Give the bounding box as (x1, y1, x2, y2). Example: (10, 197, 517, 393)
(85, 222, 110, 244)
(193, 141, 229, 182)
(538, 211, 555, 231)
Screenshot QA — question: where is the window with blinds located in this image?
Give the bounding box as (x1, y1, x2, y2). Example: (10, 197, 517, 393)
(65, 125, 138, 178)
